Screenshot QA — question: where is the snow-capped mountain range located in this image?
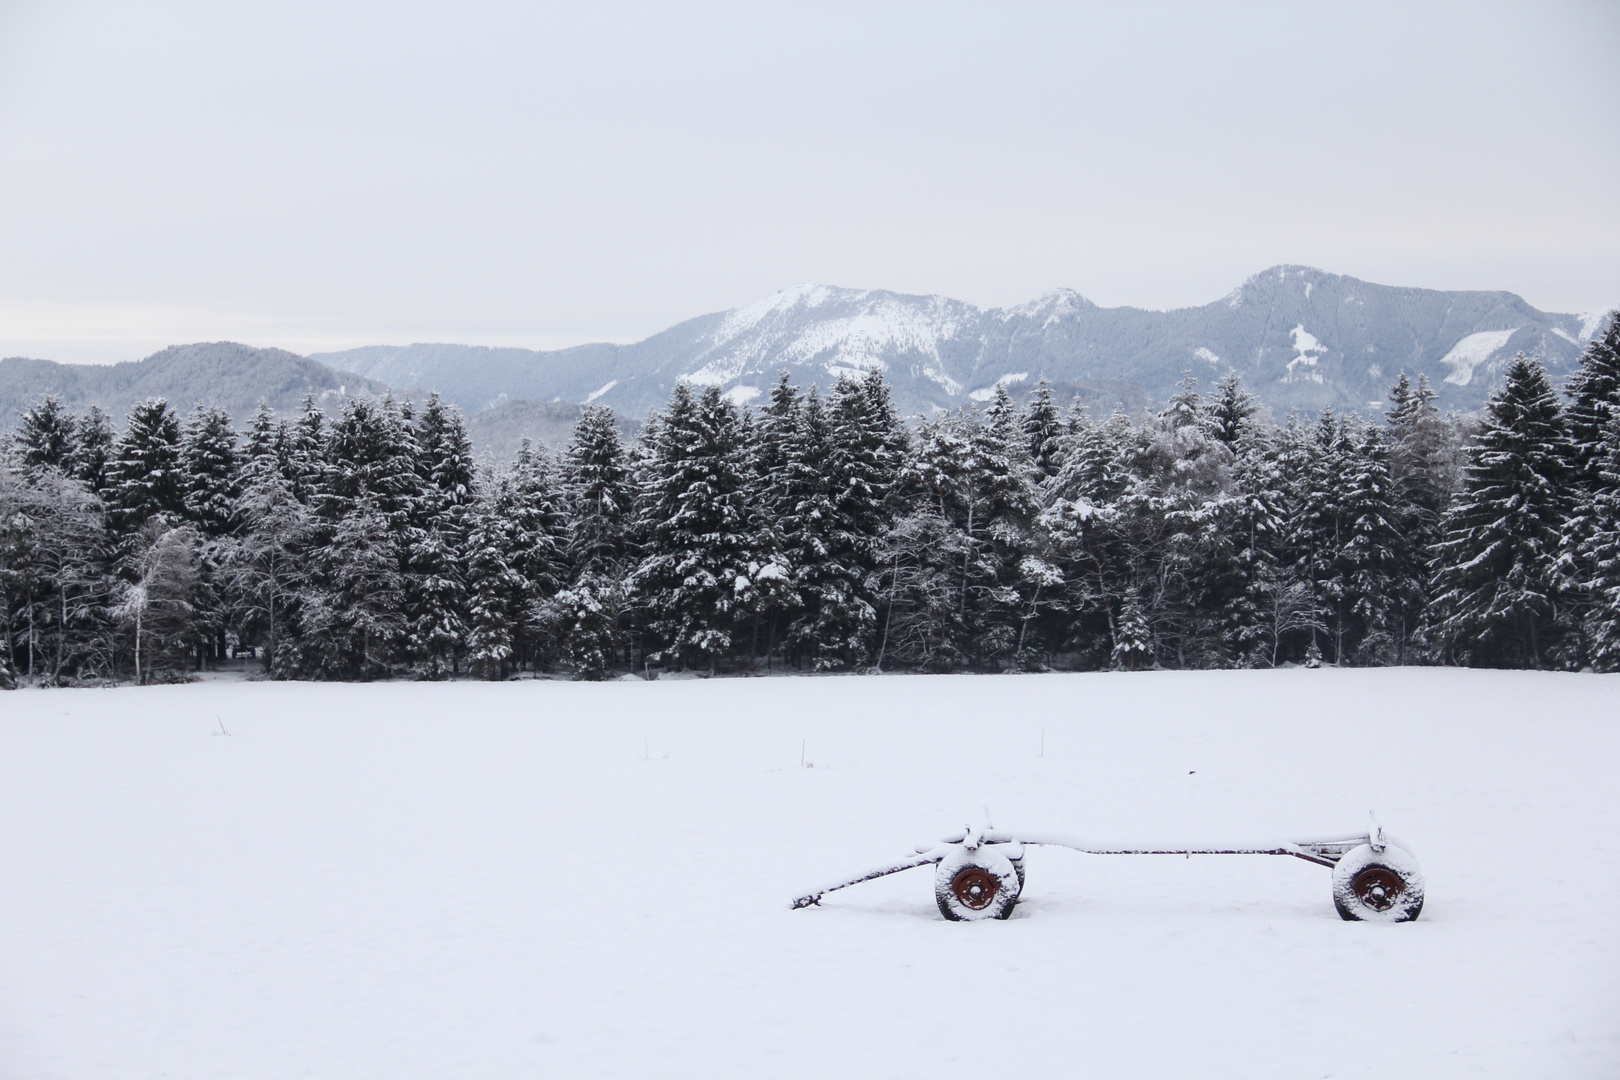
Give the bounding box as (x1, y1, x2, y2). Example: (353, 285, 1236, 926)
(313, 266, 1610, 420)
(3, 267, 1611, 449)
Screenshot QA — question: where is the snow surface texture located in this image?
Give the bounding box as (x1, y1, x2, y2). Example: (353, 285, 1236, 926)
(1439, 328, 1520, 386)
(1, 669, 1617, 1080)
(1284, 324, 1327, 383)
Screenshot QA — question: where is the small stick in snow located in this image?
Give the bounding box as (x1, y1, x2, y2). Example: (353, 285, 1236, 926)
(213, 715, 231, 737)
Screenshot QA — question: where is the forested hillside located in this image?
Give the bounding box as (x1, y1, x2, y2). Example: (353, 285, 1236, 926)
(0, 343, 389, 432)
(4, 317, 1618, 687)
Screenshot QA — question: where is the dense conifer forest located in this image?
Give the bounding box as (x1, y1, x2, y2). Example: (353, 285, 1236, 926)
(3, 319, 1618, 687)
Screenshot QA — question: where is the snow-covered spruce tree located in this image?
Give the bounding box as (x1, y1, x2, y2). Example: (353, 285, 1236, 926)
(169, 406, 239, 668)
(283, 396, 327, 504)
(1022, 380, 1065, 478)
(1335, 422, 1402, 664)
(13, 396, 78, 472)
(1577, 413, 1620, 669)
(869, 507, 971, 672)
(1110, 590, 1154, 670)
(1429, 354, 1575, 668)
(563, 405, 631, 577)
(71, 406, 116, 494)
(902, 390, 1039, 668)
(1159, 372, 1202, 431)
(1139, 381, 1238, 668)
(219, 438, 312, 676)
(322, 395, 422, 529)
(1563, 314, 1620, 493)
(742, 372, 802, 659)
(826, 372, 907, 659)
(106, 399, 185, 535)
(240, 403, 284, 481)
(461, 475, 523, 679)
(412, 393, 476, 531)
(179, 405, 240, 538)
(404, 524, 467, 678)
(549, 572, 624, 680)
(1557, 315, 1620, 636)
(776, 385, 873, 669)
(1036, 409, 1149, 667)
(1384, 373, 1457, 660)
(404, 395, 476, 677)
(629, 383, 766, 673)
(1288, 410, 1354, 663)
(1215, 441, 1292, 665)
(508, 442, 569, 670)
(291, 497, 407, 680)
(1201, 372, 1259, 448)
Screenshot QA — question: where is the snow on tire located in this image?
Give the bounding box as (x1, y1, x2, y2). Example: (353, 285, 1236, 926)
(1332, 842, 1424, 923)
(934, 846, 1021, 921)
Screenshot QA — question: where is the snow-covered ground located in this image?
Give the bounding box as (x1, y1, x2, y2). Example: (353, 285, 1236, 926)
(1, 669, 1617, 1079)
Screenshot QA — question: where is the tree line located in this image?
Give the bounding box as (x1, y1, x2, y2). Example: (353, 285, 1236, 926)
(2, 319, 1617, 687)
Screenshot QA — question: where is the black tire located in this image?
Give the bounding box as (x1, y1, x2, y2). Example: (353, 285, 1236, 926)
(1332, 842, 1424, 923)
(934, 846, 1021, 921)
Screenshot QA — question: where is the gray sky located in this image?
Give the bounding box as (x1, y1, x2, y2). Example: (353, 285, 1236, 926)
(2, 0, 1617, 364)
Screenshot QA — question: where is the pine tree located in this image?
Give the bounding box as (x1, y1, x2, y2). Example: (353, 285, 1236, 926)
(71, 406, 116, 493)
(1110, 590, 1154, 670)
(1219, 443, 1291, 664)
(403, 395, 475, 676)
(406, 524, 467, 678)
(106, 399, 185, 533)
(508, 443, 568, 668)
(1202, 372, 1258, 447)
(323, 396, 421, 527)
(293, 498, 406, 679)
(904, 398, 1037, 668)
(1291, 410, 1354, 662)
(179, 405, 239, 537)
(412, 392, 476, 530)
(1022, 380, 1064, 477)
(629, 383, 762, 672)
(563, 405, 631, 577)
(460, 482, 515, 679)
(1430, 355, 1575, 668)
(1558, 315, 1620, 636)
(1159, 372, 1201, 430)
(1564, 314, 1620, 491)
(284, 396, 327, 504)
(550, 572, 624, 680)
(13, 396, 78, 472)
(220, 452, 310, 675)
(1336, 422, 1401, 663)
(1384, 372, 1455, 659)
(777, 385, 871, 668)
(1578, 413, 1620, 669)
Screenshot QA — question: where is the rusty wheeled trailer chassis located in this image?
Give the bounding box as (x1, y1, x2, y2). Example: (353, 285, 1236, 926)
(791, 816, 1424, 923)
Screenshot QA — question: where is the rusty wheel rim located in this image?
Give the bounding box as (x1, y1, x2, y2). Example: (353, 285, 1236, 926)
(950, 867, 1000, 910)
(1350, 866, 1405, 912)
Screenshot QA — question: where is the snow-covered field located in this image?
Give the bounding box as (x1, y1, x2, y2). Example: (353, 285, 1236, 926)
(2, 669, 1617, 1079)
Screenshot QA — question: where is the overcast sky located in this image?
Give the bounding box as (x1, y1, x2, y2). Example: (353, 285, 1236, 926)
(1, 0, 1616, 364)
